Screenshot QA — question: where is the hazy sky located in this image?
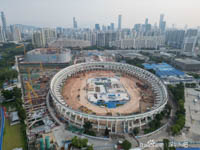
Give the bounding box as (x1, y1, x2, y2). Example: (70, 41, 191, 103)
(1, 0, 200, 28)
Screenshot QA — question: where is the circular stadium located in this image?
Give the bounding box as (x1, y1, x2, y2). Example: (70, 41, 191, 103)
(49, 62, 168, 133)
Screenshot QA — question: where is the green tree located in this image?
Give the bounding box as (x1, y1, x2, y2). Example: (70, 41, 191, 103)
(83, 121, 92, 132)
(171, 125, 179, 135)
(168, 83, 185, 135)
(18, 107, 26, 121)
(121, 140, 132, 150)
(71, 136, 81, 148)
(104, 127, 109, 137)
(163, 139, 169, 150)
(1, 90, 13, 99)
(71, 136, 89, 148)
(13, 87, 22, 98)
(80, 138, 88, 147)
(133, 127, 139, 136)
(86, 145, 94, 150)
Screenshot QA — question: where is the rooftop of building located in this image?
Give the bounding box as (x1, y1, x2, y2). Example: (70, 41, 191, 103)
(175, 58, 200, 65)
(26, 48, 70, 55)
(143, 62, 185, 77)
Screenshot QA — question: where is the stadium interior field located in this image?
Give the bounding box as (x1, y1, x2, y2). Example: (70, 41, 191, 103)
(62, 70, 154, 116)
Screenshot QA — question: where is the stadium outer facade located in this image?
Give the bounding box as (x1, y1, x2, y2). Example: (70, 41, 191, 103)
(49, 62, 168, 133)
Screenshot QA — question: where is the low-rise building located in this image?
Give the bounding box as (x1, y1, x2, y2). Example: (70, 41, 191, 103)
(10, 111, 20, 125)
(143, 62, 195, 85)
(173, 58, 200, 71)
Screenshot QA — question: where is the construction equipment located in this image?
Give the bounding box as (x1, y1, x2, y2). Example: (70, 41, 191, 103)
(26, 81, 39, 113)
(27, 68, 31, 83)
(26, 67, 38, 110)
(26, 81, 39, 99)
(16, 44, 26, 55)
(27, 86, 32, 105)
(40, 62, 45, 77)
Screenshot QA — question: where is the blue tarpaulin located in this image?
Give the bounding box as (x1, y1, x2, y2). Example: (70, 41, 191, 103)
(143, 62, 185, 77)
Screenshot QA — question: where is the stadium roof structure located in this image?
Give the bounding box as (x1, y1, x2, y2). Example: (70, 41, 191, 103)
(143, 63, 185, 78)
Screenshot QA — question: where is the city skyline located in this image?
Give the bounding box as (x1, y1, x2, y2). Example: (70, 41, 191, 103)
(1, 0, 200, 29)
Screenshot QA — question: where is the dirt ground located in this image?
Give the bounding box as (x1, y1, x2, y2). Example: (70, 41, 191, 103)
(62, 71, 154, 116)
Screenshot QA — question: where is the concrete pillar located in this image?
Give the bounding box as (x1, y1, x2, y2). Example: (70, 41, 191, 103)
(81, 117, 84, 128)
(75, 115, 77, 123)
(111, 121, 113, 133)
(115, 121, 118, 133)
(132, 120, 135, 130)
(151, 115, 154, 120)
(106, 119, 108, 127)
(139, 119, 142, 129)
(64, 111, 68, 119)
(124, 121, 126, 133)
(145, 117, 148, 123)
(97, 119, 100, 132)
(69, 112, 72, 118)
(127, 121, 130, 132)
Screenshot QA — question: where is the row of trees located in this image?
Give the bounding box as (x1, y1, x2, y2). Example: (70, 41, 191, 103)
(0, 43, 32, 89)
(168, 83, 185, 135)
(1, 87, 21, 100)
(0, 69, 18, 89)
(143, 105, 171, 134)
(0, 43, 33, 68)
(0, 43, 33, 149)
(188, 73, 200, 79)
(82, 46, 117, 50)
(185, 83, 196, 88)
(2, 87, 27, 148)
(125, 58, 145, 68)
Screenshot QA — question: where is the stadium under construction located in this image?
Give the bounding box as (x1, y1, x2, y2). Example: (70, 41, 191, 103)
(49, 62, 168, 133)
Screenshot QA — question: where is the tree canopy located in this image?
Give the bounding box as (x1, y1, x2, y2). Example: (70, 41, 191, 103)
(121, 140, 132, 150)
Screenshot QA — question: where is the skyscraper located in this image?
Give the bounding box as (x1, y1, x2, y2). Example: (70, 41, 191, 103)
(184, 29, 198, 56)
(95, 24, 100, 31)
(134, 24, 141, 32)
(118, 15, 122, 30)
(145, 18, 148, 25)
(165, 30, 185, 49)
(32, 31, 44, 47)
(12, 25, 22, 42)
(73, 17, 78, 29)
(110, 23, 115, 31)
(159, 14, 166, 33)
(0, 26, 5, 42)
(159, 14, 164, 28)
(1, 11, 7, 40)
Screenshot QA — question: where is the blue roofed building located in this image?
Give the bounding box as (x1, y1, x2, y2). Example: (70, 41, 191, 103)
(143, 62, 195, 85)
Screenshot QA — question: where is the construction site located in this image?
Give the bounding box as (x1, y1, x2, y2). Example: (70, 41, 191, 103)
(49, 62, 168, 134)
(74, 50, 115, 64)
(87, 76, 130, 108)
(15, 48, 168, 148)
(16, 47, 73, 148)
(62, 70, 154, 116)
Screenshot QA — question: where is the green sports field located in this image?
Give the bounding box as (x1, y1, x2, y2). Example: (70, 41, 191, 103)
(3, 119, 25, 150)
